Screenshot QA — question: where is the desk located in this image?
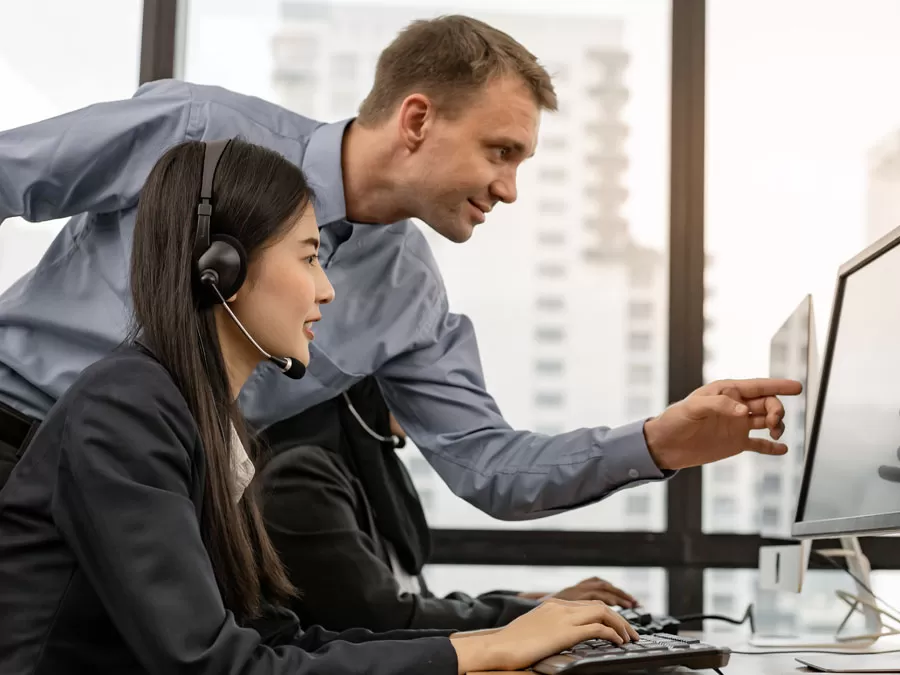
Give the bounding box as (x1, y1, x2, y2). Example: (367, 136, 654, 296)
(468, 632, 900, 674)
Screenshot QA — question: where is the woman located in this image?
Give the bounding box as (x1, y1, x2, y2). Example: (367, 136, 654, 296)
(259, 376, 640, 633)
(0, 138, 637, 675)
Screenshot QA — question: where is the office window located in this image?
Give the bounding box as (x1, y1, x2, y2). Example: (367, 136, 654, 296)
(542, 136, 568, 151)
(626, 395, 651, 418)
(537, 262, 567, 278)
(534, 327, 565, 343)
(759, 474, 782, 495)
(711, 496, 736, 516)
(628, 301, 654, 320)
(405, 456, 433, 478)
(760, 507, 780, 528)
(180, 0, 670, 533)
(702, 0, 900, 534)
(539, 166, 568, 183)
(625, 568, 652, 585)
(628, 364, 653, 385)
(538, 199, 567, 215)
(543, 62, 569, 83)
(713, 462, 736, 482)
(625, 494, 651, 516)
(0, 0, 142, 295)
(710, 593, 734, 614)
(331, 52, 358, 80)
(629, 266, 654, 288)
(331, 91, 359, 118)
(536, 296, 565, 311)
(628, 331, 652, 351)
(535, 391, 564, 407)
(535, 359, 564, 375)
(538, 230, 566, 245)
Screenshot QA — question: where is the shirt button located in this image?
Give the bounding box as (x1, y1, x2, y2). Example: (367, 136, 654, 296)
(628, 469, 640, 479)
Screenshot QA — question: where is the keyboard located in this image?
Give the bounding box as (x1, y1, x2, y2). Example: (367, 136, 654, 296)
(531, 633, 731, 674)
(617, 607, 682, 635)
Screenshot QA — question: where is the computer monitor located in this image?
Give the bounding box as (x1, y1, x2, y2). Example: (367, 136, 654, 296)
(756, 296, 817, 595)
(757, 295, 819, 540)
(793, 227, 900, 540)
(752, 233, 900, 648)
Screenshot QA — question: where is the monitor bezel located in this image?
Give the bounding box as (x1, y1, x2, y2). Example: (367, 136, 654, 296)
(792, 224, 900, 538)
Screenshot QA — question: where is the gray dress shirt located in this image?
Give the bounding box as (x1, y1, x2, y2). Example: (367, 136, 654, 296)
(0, 79, 668, 519)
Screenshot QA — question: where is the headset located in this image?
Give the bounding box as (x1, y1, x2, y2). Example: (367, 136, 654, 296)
(342, 391, 407, 449)
(193, 139, 306, 380)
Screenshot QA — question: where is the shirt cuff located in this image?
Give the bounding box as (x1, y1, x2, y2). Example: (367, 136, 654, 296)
(597, 419, 674, 490)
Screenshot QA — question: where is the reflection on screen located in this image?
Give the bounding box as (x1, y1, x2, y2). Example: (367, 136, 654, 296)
(769, 297, 810, 461)
(802, 245, 900, 524)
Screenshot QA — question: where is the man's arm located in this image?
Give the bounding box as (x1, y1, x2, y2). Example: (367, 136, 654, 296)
(377, 308, 672, 521)
(259, 445, 539, 632)
(0, 80, 192, 223)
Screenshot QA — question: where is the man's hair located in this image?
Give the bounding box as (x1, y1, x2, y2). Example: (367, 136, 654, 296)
(357, 15, 557, 125)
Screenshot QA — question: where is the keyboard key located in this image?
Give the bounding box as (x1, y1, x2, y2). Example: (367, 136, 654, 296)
(656, 633, 700, 643)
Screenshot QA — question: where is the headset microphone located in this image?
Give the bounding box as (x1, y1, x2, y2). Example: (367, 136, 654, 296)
(203, 278, 307, 380)
(194, 139, 306, 381)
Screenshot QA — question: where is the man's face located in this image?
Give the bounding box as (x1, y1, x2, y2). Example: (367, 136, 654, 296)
(410, 76, 540, 243)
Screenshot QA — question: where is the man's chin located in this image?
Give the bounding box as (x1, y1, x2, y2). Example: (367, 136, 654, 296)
(444, 221, 477, 243)
(421, 215, 477, 243)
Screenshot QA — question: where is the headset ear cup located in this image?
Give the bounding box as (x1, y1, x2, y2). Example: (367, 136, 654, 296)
(196, 234, 248, 304)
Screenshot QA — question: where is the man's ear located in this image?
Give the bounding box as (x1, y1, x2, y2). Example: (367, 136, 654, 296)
(397, 93, 435, 151)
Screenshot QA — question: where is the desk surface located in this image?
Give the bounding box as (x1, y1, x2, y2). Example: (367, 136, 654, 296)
(468, 632, 900, 674)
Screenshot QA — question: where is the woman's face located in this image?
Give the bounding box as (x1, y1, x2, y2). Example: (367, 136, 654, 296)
(224, 204, 335, 378)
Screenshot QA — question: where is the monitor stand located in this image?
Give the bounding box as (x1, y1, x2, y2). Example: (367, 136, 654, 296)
(749, 536, 895, 649)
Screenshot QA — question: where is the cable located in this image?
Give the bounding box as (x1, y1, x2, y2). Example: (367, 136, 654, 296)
(676, 613, 748, 626)
(812, 549, 900, 619)
(675, 604, 755, 632)
(713, 669, 725, 675)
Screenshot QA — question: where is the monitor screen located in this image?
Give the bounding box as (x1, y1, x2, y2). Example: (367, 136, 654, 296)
(761, 295, 813, 539)
(794, 239, 900, 537)
(769, 295, 812, 459)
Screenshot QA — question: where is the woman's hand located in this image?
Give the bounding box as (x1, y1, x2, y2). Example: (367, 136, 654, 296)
(518, 576, 639, 608)
(450, 598, 639, 673)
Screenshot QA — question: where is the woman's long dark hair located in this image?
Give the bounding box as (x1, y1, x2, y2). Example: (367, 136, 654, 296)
(129, 139, 311, 620)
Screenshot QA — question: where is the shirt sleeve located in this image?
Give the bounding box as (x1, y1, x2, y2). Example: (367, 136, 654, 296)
(259, 445, 539, 632)
(0, 79, 192, 223)
(51, 360, 457, 675)
(377, 259, 673, 521)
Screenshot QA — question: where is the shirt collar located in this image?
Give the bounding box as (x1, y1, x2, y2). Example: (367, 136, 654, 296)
(302, 118, 354, 227)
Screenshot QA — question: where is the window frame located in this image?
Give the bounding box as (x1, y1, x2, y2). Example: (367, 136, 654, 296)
(150, 0, 900, 618)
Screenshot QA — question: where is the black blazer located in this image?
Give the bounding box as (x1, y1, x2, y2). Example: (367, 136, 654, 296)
(0, 346, 456, 675)
(259, 382, 539, 633)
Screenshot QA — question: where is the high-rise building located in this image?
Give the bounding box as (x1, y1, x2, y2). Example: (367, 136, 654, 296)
(866, 129, 900, 244)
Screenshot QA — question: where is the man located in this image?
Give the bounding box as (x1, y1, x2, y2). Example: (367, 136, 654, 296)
(0, 16, 800, 516)
(257, 377, 641, 632)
